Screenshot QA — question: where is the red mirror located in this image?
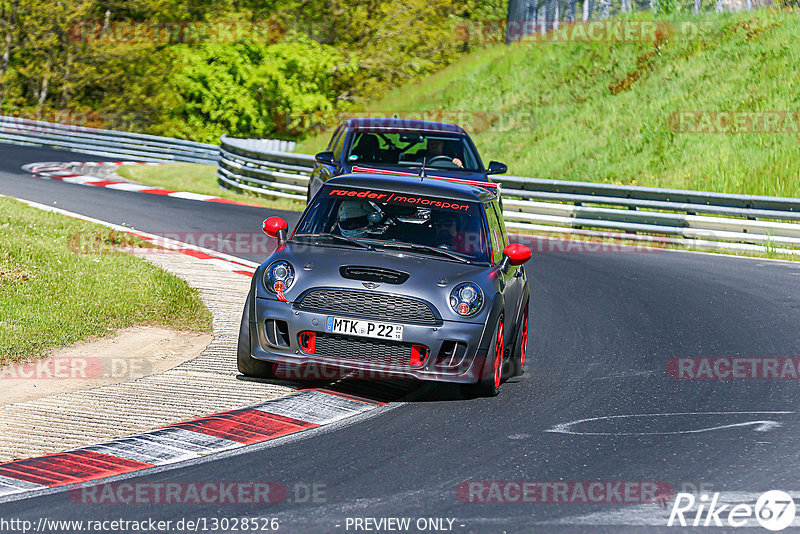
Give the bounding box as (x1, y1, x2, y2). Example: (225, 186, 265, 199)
(262, 216, 288, 238)
(503, 244, 532, 266)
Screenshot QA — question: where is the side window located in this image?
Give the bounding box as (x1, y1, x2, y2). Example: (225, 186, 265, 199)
(485, 202, 503, 264)
(326, 126, 343, 151)
(491, 201, 508, 247)
(331, 129, 347, 160)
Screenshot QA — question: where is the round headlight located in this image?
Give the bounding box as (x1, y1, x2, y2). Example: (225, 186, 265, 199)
(273, 264, 289, 280)
(265, 261, 295, 294)
(449, 282, 483, 316)
(459, 285, 478, 303)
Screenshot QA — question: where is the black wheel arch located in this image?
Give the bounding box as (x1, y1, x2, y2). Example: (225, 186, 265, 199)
(473, 294, 505, 381)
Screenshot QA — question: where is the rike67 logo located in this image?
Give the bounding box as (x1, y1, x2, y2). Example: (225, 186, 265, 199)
(668, 490, 796, 531)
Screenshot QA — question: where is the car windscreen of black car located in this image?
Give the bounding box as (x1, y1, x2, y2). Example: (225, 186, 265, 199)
(346, 132, 480, 171)
(293, 186, 490, 262)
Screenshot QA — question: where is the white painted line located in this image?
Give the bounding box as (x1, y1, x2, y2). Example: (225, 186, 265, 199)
(202, 258, 251, 272)
(253, 390, 378, 425)
(546, 411, 795, 436)
(168, 191, 215, 201)
(61, 175, 100, 184)
(104, 183, 152, 192)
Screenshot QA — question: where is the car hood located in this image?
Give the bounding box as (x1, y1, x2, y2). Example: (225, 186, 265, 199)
(255, 243, 498, 322)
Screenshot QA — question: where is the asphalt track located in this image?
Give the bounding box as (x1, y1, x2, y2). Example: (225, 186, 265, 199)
(2, 142, 800, 533)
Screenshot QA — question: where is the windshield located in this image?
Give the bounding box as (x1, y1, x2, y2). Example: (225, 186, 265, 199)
(294, 186, 490, 263)
(345, 131, 481, 172)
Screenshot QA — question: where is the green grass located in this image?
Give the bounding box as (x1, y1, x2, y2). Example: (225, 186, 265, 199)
(0, 197, 213, 365)
(299, 10, 800, 197)
(117, 163, 306, 212)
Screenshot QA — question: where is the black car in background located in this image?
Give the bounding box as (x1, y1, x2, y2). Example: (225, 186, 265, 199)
(307, 117, 507, 202)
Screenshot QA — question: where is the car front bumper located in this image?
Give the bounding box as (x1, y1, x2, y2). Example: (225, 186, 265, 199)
(249, 296, 496, 384)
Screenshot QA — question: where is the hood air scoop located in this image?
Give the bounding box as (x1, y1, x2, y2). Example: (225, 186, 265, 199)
(339, 266, 409, 285)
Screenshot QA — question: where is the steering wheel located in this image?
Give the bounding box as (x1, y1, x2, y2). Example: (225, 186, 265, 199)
(427, 155, 452, 164)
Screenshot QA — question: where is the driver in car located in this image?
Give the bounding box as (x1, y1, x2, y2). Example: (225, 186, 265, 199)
(337, 200, 384, 238)
(421, 138, 464, 168)
(433, 214, 468, 253)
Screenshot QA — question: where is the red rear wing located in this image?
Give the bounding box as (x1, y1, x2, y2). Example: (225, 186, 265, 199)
(351, 166, 500, 192)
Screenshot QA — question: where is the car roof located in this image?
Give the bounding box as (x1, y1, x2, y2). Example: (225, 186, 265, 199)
(344, 117, 466, 135)
(325, 173, 497, 203)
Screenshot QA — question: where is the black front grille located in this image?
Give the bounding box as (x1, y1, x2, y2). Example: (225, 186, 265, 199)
(315, 333, 411, 368)
(296, 289, 439, 325)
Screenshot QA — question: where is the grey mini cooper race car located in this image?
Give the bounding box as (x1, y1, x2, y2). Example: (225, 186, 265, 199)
(237, 172, 531, 396)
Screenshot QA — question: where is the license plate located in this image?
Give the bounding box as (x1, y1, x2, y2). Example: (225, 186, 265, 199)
(325, 316, 404, 341)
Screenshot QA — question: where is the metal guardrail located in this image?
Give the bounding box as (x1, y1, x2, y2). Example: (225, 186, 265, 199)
(217, 135, 313, 199)
(217, 136, 800, 253)
(0, 115, 221, 164)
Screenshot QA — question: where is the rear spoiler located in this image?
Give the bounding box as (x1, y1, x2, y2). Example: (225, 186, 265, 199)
(352, 166, 500, 193)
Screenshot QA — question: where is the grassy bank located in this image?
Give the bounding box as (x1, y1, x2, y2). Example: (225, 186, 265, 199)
(0, 197, 213, 365)
(299, 10, 800, 197)
(116, 164, 306, 212)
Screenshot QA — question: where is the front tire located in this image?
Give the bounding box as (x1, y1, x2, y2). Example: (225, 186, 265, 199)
(237, 292, 278, 379)
(464, 316, 504, 398)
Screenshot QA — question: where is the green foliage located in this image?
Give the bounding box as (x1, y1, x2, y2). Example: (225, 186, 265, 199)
(0, 0, 488, 141)
(159, 36, 356, 142)
(463, 0, 509, 21)
(655, 0, 679, 15)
